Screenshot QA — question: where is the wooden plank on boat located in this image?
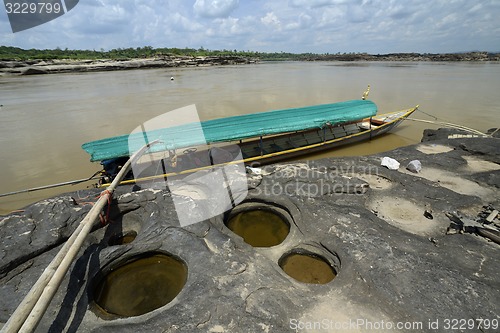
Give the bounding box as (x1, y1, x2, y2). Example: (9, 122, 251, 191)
(332, 127, 347, 137)
(345, 124, 359, 135)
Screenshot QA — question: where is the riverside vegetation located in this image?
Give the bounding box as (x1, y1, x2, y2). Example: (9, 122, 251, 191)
(1, 46, 499, 76)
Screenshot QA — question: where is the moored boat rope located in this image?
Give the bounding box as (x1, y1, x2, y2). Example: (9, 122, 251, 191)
(403, 118, 489, 137)
(0, 170, 104, 198)
(489, 128, 500, 137)
(406, 107, 489, 136)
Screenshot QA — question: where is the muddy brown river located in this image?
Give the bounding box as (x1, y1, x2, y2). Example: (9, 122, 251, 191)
(1, 61, 499, 214)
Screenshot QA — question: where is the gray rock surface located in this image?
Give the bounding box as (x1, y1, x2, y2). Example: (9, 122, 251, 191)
(0, 56, 258, 76)
(303, 51, 500, 62)
(1, 136, 499, 332)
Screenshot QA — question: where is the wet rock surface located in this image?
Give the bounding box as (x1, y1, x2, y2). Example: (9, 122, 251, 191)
(1, 135, 499, 332)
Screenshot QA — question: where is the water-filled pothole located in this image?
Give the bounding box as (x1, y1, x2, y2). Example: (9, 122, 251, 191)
(108, 230, 138, 246)
(93, 252, 187, 317)
(225, 205, 291, 247)
(279, 251, 336, 284)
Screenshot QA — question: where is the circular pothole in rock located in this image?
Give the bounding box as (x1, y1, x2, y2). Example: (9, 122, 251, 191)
(93, 252, 187, 318)
(279, 251, 336, 284)
(225, 203, 291, 247)
(368, 196, 440, 235)
(108, 230, 138, 246)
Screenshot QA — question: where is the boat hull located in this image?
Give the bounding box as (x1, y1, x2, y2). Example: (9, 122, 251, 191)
(98, 106, 418, 186)
(242, 111, 409, 167)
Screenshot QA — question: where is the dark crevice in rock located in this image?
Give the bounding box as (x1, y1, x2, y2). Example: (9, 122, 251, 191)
(0, 240, 63, 278)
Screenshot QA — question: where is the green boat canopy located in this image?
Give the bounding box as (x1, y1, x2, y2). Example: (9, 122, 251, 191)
(82, 99, 377, 162)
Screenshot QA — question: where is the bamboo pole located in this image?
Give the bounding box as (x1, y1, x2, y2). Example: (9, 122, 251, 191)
(1, 141, 158, 333)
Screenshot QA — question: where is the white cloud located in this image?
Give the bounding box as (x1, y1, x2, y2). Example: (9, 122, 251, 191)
(285, 13, 313, 30)
(0, 0, 499, 53)
(215, 17, 241, 35)
(170, 13, 204, 32)
(289, 0, 352, 8)
(193, 0, 239, 18)
(261, 12, 281, 28)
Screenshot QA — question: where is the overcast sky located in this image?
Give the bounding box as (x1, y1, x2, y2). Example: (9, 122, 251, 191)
(1, 0, 499, 53)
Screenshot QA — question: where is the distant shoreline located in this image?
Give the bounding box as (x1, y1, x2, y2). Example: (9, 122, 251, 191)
(301, 51, 500, 62)
(1, 52, 498, 76)
(0, 55, 258, 76)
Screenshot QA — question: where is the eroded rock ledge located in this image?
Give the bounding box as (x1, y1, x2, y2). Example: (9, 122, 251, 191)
(0, 55, 258, 76)
(0, 133, 499, 332)
(303, 51, 500, 62)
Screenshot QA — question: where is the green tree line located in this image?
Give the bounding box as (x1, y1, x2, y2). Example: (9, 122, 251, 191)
(3, 46, 496, 62)
(0, 46, 263, 60)
(0, 45, 334, 61)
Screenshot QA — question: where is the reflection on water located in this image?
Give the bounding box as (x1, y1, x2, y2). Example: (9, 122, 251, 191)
(280, 252, 336, 284)
(94, 253, 187, 317)
(1, 62, 499, 213)
(226, 209, 290, 247)
(108, 230, 138, 246)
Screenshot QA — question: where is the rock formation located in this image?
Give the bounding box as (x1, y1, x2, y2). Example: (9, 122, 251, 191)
(0, 134, 499, 332)
(0, 56, 258, 76)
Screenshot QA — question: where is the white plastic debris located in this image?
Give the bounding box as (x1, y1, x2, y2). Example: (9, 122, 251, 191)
(406, 160, 422, 173)
(246, 166, 262, 175)
(381, 157, 400, 170)
(486, 210, 498, 223)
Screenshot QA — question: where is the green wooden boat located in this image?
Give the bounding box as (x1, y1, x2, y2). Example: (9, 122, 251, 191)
(81, 99, 418, 185)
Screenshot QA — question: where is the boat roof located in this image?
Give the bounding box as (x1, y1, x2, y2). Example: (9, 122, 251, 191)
(82, 99, 377, 162)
